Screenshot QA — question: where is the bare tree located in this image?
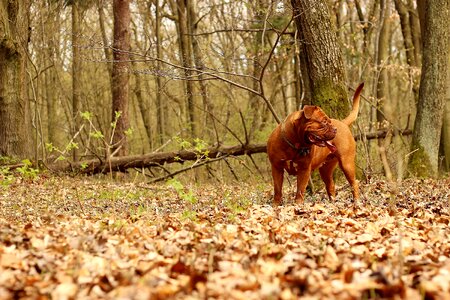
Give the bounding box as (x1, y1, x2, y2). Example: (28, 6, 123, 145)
(71, 0, 82, 161)
(0, 0, 32, 158)
(111, 0, 131, 156)
(168, 0, 197, 138)
(375, 0, 393, 179)
(408, 0, 449, 176)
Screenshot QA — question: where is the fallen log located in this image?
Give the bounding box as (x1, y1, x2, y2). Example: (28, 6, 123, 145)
(53, 143, 267, 174)
(50, 129, 412, 175)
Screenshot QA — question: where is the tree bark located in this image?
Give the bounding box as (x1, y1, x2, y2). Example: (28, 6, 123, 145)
(376, 0, 392, 124)
(376, 0, 393, 179)
(440, 41, 450, 171)
(247, 0, 264, 140)
(408, 0, 422, 65)
(97, 0, 113, 77)
(44, 1, 61, 148)
(291, 0, 349, 119)
(154, 0, 166, 145)
(0, 0, 32, 158)
(72, 1, 81, 161)
(187, 0, 215, 139)
(394, 0, 420, 100)
(111, 0, 131, 156)
(409, 0, 449, 177)
(168, 0, 197, 138)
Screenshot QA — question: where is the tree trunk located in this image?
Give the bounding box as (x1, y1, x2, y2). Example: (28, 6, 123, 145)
(111, 0, 131, 156)
(154, 0, 166, 145)
(0, 0, 32, 159)
(97, 0, 113, 77)
(187, 0, 215, 139)
(376, 0, 393, 180)
(394, 0, 416, 66)
(132, 59, 153, 150)
(440, 42, 450, 171)
(45, 2, 61, 148)
(394, 0, 420, 99)
(408, 0, 449, 177)
(72, 1, 81, 161)
(247, 0, 264, 140)
(170, 0, 197, 138)
(376, 0, 392, 124)
(408, 0, 421, 65)
(290, 0, 349, 119)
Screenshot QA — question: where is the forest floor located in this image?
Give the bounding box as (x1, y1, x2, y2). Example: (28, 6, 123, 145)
(0, 174, 449, 299)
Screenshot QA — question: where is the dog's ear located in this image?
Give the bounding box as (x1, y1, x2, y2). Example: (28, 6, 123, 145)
(302, 105, 316, 119)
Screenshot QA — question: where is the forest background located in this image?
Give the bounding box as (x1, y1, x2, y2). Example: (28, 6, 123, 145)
(0, 0, 449, 183)
(1, 1, 450, 298)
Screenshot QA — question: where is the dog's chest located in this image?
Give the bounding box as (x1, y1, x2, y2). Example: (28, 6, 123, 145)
(283, 160, 301, 175)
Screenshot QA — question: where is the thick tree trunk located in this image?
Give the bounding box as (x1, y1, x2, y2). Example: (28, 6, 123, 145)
(409, 0, 449, 177)
(0, 0, 32, 159)
(290, 0, 349, 119)
(111, 0, 131, 156)
(441, 44, 450, 171)
(291, 0, 349, 119)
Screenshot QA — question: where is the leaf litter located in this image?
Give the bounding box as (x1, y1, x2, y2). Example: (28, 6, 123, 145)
(0, 176, 449, 299)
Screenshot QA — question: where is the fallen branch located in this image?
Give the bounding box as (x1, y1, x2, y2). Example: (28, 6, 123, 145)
(52, 143, 267, 174)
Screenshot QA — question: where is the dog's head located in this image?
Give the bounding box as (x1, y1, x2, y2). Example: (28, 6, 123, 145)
(294, 106, 337, 151)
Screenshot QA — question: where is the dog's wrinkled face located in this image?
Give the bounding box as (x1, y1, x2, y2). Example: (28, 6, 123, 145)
(298, 106, 337, 151)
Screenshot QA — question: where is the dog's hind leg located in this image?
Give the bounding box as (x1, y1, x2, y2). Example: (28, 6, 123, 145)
(339, 156, 359, 202)
(319, 160, 339, 201)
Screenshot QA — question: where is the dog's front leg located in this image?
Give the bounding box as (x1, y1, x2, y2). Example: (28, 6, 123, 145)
(295, 167, 311, 205)
(271, 165, 284, 206)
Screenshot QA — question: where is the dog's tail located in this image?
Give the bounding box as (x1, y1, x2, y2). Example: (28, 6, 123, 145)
(342, 82, 364, 125)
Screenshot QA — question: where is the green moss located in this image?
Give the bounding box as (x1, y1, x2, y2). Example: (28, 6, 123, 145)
(407, 144, 433, 177)
(312, 79, 349, 119)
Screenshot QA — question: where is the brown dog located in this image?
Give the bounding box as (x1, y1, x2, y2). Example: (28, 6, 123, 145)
(267, 83, 364, 205)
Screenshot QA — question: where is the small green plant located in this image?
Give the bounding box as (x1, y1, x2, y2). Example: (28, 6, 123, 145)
(181, 210, 198, 221)
(16, 159, 39, 180)
(167, 179, 198, 222)
(224, 192, 251, 217)
(0, 167, 14, 187)
(167, 178, 197, 204)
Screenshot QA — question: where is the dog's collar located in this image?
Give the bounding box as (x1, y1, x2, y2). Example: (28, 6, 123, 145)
(281, 118, 311, 156)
